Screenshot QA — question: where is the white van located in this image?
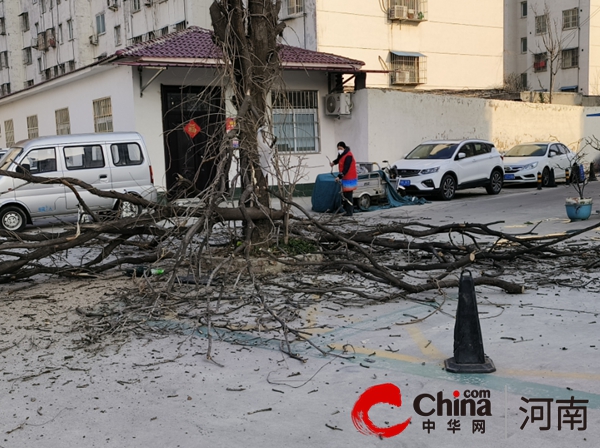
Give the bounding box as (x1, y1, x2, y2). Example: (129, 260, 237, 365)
(0, 132, 157, 231)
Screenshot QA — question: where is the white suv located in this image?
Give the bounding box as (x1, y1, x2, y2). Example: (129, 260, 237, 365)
(392, 139, 504, 200)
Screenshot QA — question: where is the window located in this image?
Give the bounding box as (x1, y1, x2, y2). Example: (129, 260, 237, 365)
(562, 48, 579, 69)
(114, 25, 121, 45)
(132, 0, 141, 11)
(271, 91, 319, 153)
(64, 145, 105, 169)
(96, 13, 106, 34)
(390, 52, 427, 85)
(58, 24, 63, 43)
(161, 26, 168, 36)
(25, 80, 34, 88)
(286, 0, 303, 15)
(563, 8, 578, 29)
(93, 97, 113, 133)
(535, 14, 547, 34)
(55, 108, 70, 134)
(520, 73, 528, 90)
(27, 115, 39, 139)
(0, 83, 10, 96)
(521, 1, 527, 17)
(4, 119, 14, 146)
(0, 18, 6, 35)
(0, 52, 8, 69)
(23, 148, 57, 174)
(21, 12, 30, 32)
(534, 52, 547, 72)
(520, 37, 527, 53)
(68, 60, 75, 71)
(111, 143, 143, 166)
(41, 0, 46, 13)
(175, 21, 186, 32)
(35, 22, 39, 34)
(37, 57, 43, 73)
(67, 20, 73, 40)
(23, 47, 33, 65)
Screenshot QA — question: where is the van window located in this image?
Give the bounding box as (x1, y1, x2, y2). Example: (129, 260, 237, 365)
(64, 145, 105, 170)
(22, 148, 57, 173)
(111, 143, 143, 166)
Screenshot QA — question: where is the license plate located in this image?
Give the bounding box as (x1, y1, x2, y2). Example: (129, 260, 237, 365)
(399, 180, 411, 187)
(504, 174, 515, 180)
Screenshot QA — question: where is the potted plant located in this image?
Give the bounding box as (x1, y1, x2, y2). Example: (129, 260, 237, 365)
(565, 161, 593, 221)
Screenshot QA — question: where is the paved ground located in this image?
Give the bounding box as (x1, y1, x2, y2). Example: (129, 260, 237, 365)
(1, 181, 600, 448)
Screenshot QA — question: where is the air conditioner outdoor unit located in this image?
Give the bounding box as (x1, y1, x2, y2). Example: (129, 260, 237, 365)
(89, 34, 98, 46)
(389, 5, 408, 20)
(325, 93, 352, 116)
(393, 70, 411, 85)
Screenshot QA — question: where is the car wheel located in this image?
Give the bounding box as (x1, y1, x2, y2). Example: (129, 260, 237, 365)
(486, 169, 503, 195)
(117, 200, 142, 219)
(0, 206, 27, 232)
(438, 174, 456, 200)
(541, 167, 550, 187)
(357, 194, 371, 211)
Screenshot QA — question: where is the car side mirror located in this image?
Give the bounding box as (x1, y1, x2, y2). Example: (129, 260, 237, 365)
(456, 152, 466, 160)
(549, 151, 557, 157)
(16, 164, 30, 174)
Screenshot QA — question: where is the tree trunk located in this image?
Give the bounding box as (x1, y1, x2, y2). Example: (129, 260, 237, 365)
(210, 0, 285, 248)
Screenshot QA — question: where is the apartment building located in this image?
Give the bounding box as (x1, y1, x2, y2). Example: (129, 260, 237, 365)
(504, 0, 600, 95)
(282, 0, 505, 90)
(0, 0, 214, 96)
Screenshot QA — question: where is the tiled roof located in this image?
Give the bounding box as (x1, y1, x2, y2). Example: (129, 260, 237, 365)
(114, 26, 364, 72)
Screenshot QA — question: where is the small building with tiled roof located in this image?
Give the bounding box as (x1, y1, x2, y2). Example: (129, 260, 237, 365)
(0, 26, 365, 194)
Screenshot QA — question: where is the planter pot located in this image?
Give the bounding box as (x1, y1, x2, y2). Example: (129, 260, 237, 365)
(565, 197, 593, 221)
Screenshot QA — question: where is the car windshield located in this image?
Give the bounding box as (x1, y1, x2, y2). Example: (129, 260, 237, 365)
(405, 143, 458, 160)
(504, 144, 548, 157)
(0, 147, 23, 171)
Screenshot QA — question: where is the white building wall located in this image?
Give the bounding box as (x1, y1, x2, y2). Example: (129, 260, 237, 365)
(0, 65, 134, 145)
(339, 89, 589, 170)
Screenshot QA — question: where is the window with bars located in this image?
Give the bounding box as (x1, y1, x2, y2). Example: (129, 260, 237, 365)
(55, 108, 70, 134)
(563, 8, 578, 30)
(132, 0, 141, 12)
(390, 53, 426, 85)
(175, 21, 186, 32)
(4, 119, 14, 146)
(27, 115, 39, 139)
(562, 48, 578, 69)
(534, 52, 547, 72)
(93, 97, 113, 133)
(535, 14, 547, 34)
(271, 91, 319, 153)
(286, 0, 303, 15)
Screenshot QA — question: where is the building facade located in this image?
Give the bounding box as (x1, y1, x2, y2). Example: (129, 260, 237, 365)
(282, 0, 505, 90)
(504, 0, 600, 95)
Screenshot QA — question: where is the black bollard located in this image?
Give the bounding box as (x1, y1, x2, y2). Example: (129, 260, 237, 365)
(536, 172, 542, 190)
(547, 168, 557, 187)
(590, 162, 598, 182)
(444, 270, 496, 374)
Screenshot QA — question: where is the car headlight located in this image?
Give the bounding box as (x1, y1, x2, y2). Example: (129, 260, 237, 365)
(522, 162, 538, 170)
(420, 167, 440, 175)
